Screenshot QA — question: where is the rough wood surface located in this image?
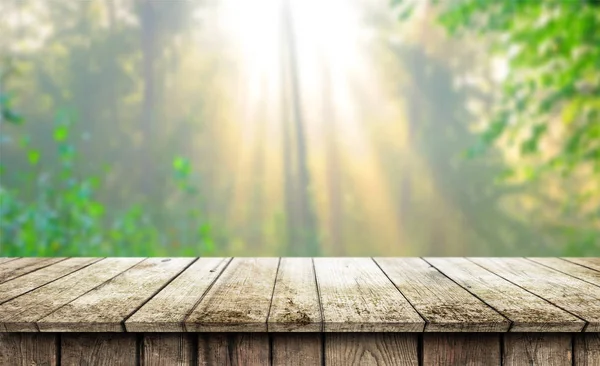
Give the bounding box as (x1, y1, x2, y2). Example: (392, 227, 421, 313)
(186, 258, 279, 332)
(61, 333, 136, 366)
(528, 257, 600, 287)
(143, 333, 195, 366)
(426, 257, 584, 332)
(325, 333, 418, 366)
(375, 258, 509, 332)
(0, 257, 143, 332)
(197, 333, 269, 366)
(0, 333, 57, 366)
(0, 257, 101, 305)
(314, 258, 424, 332)
(126, 257, 231, 332)
(268, 258, 321, 332)
(0, 257, 20, 265)
(575, 333, 600, 366)
(471, 258, 600, 332)
(563, 258, 600, 272)
(423, 333, 500, 366)
(272, 333, 322, 366)
(503, 334, 572, 366)
(38, 257, 194, 332)
(0, 257, 65, 284)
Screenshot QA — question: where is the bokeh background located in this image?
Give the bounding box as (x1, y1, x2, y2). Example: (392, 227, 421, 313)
(1, 0, 598, 256)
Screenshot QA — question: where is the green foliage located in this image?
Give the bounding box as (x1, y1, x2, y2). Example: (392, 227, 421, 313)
(0, 105, 216, 256)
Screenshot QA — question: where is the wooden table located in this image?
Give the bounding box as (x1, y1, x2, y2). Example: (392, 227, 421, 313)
(0, 257, 599, 365)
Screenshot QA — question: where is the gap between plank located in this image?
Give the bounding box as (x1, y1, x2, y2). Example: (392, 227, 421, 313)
(0, 257, 70, 285)
(525, 258, 600, 289)
(265, 258, 282, 332)
(465, 257, 589, 332)
(422, 257, 514, 331)
(371, 257, 428, 331)
(181, 257, 234, 331)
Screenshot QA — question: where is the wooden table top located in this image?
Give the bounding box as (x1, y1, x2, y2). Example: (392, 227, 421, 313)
(0, 257, 598, 333)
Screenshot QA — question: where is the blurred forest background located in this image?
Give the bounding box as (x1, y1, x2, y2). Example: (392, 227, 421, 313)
(0, 0, 598, 256)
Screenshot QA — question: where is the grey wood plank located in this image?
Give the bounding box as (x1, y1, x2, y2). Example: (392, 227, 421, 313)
(38, 257, 195, 332)
(0, 257, 65, 283)
(0, 257, 143, 332)
(326, 333, 418, 366)
(197, 333, 270, 366)
(503, 334, 572, 366)
(471, 258, 600, 332)
(575, 333, 600, 366)
(0, 333, 57, 366)
(423, 333, 500, 366)
(314, 258, 424, 332)
(268, 258, 321, 332)
(426, 257, 584, 332)
(528, 257, 600, 286)
(272, 334, 322, 366)
(185, 258, 279, 332)
(563, 258, 600, 272)
(126, 257, 230, 332)
(375, 258, 509, 332)
(61, 333, 136, 366)
(143, 333, 195, 366)
(0, 257, 102, 304)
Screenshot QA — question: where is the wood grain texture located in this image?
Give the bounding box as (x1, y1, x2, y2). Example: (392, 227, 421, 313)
(61, 333, 136, 366)
(0, 257, 143, 332)
(563, 258, 600, 272)
(375, 258, 509, 332)
(38, 257, 195, 332)
(470, 258, 600, 332)
(325, 333, 418, 366)
(528, 257, 600, 286)
(268, 258, 321, 332)
(575, 333, 600, 366)
(0, 257, 101, 304)
(0, 257, 65, 283)
(0, 333, 57, 366)
(186, 258, 279, 332)
(143, 333, 195, 366)
(423, 333, 500, 366)
(197, 333, 269, 366)
(503, 334, 572, 366)
(126, 257, 231, 332)
(0, 257, 20, 265)
(314, 258, 424, 332)
(272, 333, 322, 366)
(426, 257, 584, 332)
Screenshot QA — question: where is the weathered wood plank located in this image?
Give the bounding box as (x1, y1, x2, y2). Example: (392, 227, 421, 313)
(0, 257, 143, 332)
(375, 258, 509, 332)
(314, 258, 424, 332)
(0, 257, 20, 265)
(503, 334, 572, 366)
(143, 333, 195, 366)
(528, 257, 600, 287)
(0, 257, 101, 304)
(197, 333, 270, 366)
(575, 333, 600, 366)
(185, 258, 279, 332)
(268, 258, 321, 332)
(126, 257, 230, 332)
(563, 258, 600, 272)
(426, 257, 584, 332)
(38, 257, 195, 332)
(272, 334, 322, 366)
(471, 258, 600, 332)
(61, 333, 136, 365)
(423, 333, 500, 366)
(0, 333, 57, 366)
(0, 257, 65, 284)
(325, 333, 418, 366)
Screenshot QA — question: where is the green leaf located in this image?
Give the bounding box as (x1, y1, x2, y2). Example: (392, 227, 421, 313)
(54, 125, 69, 142)
(27, 150, 40, 166)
